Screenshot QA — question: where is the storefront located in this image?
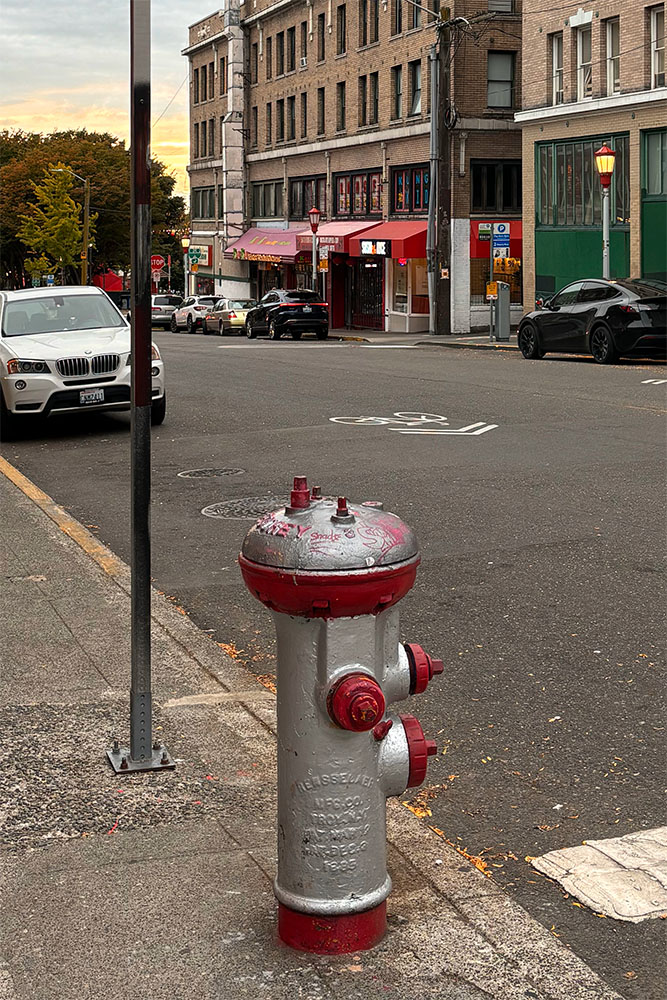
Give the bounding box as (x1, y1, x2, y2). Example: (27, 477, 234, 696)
(296, 221, 385, 330)
(349, 221, 429, 333)
(223, 227, 309, 299)
(189, 243, 214, 295)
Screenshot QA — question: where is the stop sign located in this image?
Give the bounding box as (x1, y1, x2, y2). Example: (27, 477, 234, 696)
(150, 254, 166, 270)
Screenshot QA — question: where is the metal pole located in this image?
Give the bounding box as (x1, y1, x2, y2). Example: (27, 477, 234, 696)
(601, 185, 610, 280)
(436, 9, 452, 335)
(312, 231, 317, 291)
(426, 43, 439, 336)
(82, 178, 90, 286)
(107, 0, 173, 775)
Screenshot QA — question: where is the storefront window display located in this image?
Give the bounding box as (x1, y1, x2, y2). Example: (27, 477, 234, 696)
(335, 171, 382, 216)
(392, 259, 409, 312)
(391, 166, 429, 214)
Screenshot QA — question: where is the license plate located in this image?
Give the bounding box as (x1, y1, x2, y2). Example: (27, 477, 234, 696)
(80, 389, 104, 405)
(303, 305, 312, 313)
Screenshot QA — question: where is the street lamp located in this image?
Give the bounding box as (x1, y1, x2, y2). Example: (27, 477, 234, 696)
(52, 167, 90, 285)
(594, 144, 616, 281)
(308, 206, 321, 293)
(181, 235, 191, 296)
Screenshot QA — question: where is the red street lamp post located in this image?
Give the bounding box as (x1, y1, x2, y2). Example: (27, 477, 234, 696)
(308, 206, 321, 292)
(594, 144, 616, 280)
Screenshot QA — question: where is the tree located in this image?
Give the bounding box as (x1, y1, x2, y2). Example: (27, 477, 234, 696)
(17, 162, 97, 283)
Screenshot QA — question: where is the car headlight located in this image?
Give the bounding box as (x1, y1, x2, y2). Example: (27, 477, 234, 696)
(7, 359, 50, 374)
(151, 344, 161, 360)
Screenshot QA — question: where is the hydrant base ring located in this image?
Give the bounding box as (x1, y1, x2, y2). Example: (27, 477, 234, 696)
(278, 901, 387, 954)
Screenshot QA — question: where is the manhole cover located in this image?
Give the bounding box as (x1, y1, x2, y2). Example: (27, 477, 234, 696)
(201, 495, 288, 520)
(178, 468, 245, 479)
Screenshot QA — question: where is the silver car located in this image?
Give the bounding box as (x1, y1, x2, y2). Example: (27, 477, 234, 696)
(151, 294, 183, 328)
(204, 298, 257, 336)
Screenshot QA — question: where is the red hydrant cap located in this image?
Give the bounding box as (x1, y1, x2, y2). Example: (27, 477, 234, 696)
(400, 713, 437, 788)
(405, 643, 445, 695)
(329, 674, 386, 732)
(290, 475, 311, 509)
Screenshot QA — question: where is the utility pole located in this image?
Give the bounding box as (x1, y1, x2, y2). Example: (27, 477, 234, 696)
(82, 177, 90, 285)
(426, 43, 439, 336)
(435, 7, 452, 336)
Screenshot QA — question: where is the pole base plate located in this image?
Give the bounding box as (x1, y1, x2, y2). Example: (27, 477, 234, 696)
(106, 746, 176, 774)
(278, 900, 387, 954)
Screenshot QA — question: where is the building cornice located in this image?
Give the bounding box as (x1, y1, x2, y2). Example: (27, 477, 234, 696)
(247, 121, 430, 162)
(242, 0, 297, 27)
(182, 30, 229, 57)
(515, 86, 667, 123)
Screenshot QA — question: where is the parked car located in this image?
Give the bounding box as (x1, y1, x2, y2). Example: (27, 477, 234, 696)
(204, 297, 257, 336)
(170, 295, 217, 333)
(0, 286, 165, 441)
(518, 278, 667, 364)
(152, 293, 183, 328)
(245, 289, 329, 340)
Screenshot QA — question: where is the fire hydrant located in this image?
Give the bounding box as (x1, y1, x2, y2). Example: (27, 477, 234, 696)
(239, 477, 443, 954)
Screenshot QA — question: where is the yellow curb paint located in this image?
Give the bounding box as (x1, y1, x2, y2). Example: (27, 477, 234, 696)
(0, 455, 125, 579)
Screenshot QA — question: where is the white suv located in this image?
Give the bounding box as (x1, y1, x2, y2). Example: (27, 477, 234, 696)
(170, 295, 217, 333)
(0, 286, 165, 441)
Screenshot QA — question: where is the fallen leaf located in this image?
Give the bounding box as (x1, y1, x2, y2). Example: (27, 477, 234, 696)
(624, 972, 636, 980)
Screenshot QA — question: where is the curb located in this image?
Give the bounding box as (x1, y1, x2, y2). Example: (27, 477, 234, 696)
(416, 339, 519, 352)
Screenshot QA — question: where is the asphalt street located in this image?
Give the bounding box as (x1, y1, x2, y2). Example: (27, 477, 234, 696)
(3, 332, 666, 999)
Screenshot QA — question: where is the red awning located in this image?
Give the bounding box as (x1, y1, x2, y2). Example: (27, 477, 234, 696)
(223, 227, 309, 262)
(296, 221, 381, 254)
(349, 221, 428, 259)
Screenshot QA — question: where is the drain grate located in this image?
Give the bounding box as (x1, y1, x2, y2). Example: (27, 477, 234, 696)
(201, 495, 288, 520)
(178, 468, 245, 479)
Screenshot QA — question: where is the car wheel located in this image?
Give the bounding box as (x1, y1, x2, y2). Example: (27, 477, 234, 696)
(151, 393, 166, 425)
(186, 314, 193, 334)
(269, 319, 281, 340)
(590, 324, 618, 365)
(245, 318, 256, 339)
(290, 330, 302, 340)
(170, 315, 178, 332)
(315, 329, 329, 341)
(0, 391, 19, 441)
(518, 322, 544, 360)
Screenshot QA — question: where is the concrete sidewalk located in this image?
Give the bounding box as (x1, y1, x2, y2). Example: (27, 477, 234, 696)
(0, 461, 623, 1000)
(331, 329, 519, 351)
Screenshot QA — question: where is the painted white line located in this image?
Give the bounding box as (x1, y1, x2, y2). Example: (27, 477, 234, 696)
(641, 378, 667, 384)
(533, 825, 667, 922)
(395, 422, 499, 436)
(363, 344, 419, 349)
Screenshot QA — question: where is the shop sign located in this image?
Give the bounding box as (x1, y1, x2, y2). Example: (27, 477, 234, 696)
(296, 234, 345, 252)
(234, 251, 283, 262)
(360, 239, 391, 256)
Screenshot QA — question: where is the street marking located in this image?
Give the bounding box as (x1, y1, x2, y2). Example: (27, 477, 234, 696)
(641, 378, 667, 384)
(363, 344, 418, 349)
(532, 826, 667, 923)
(330, 412, 498, 436)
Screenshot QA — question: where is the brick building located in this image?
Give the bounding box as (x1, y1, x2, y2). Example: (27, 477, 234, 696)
(183, 0, 523, 332)
(516, 0, 666, 305)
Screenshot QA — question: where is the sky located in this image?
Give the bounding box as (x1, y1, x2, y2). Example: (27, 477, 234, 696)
(0, 0, 204, 197)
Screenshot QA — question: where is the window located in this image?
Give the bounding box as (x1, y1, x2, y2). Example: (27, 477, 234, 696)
(277, 32, 285, 75)
(287, 96, 296, 139)
(209, 61, 214, 95)
(252, 181, 284, 218)
(409, 60, 422, 115)
(193, 122, 199, 158)
(359, 75, 368, 126)
(370, 72, 379, 123)
(192, 187, 216, 219)
(266, 103, 272, 144)
(220, 56, 227, 94)
(289, 177, 327, 218)
(265, 37, 272, 79)
(193, 68, 199, 104)
(391, 65, 403, 119)
(301, 21, 308, 60)
(251, 107, 258, 148)
(471, 160, 521, 212)
(219, 117, 224, 154)
(576, 26, 592, 100)
(392, 165, 430, 213)
(487, 51, 514, 107)
(408, 0, 421, 29)
(208, 119, 215, 156)
(201, 64, 208, 102)
(337, 81, 346, 130)
(645, 130, 667, 195)
(360, 0, 368, 46)
(301, 92, 308, 137)
(337, 5, 347, 54)
(605, 19, 620, 94)
(370, 0, 379, 42)
(551, 33, 563, 104)
(391, 0, 403, 35)
(537, 136, 630, 227)
(489, 0, 513, 10)
(651, 6, 665, 88)
(318, 13, 326, 61)
(277, 98, 285, 141)
(317, 87, 325, 134)
(334, 170, 382, 215)
(251, 43, 258, 84)
(201, 120, 207, 157)
(287, 26, 296, 72)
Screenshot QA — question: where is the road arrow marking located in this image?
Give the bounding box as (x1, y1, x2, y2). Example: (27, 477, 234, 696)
(394, 422, 498, 436)
(641, 378, 667, 385)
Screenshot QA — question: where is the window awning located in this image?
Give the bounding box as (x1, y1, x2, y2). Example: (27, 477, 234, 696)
(296, 221, 382, 254)
(349, 221, 428, 259)
(223, 227, 309, 262)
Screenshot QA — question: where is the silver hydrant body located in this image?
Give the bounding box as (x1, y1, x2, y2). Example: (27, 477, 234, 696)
(239, 478, 442, 953)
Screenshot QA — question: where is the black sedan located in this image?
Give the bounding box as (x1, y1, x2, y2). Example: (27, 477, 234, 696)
(244, 289, 329, 340)
(518, 278, 666, 364)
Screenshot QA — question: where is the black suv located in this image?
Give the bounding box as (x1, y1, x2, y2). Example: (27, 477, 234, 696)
(244, 289, 329, 340)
